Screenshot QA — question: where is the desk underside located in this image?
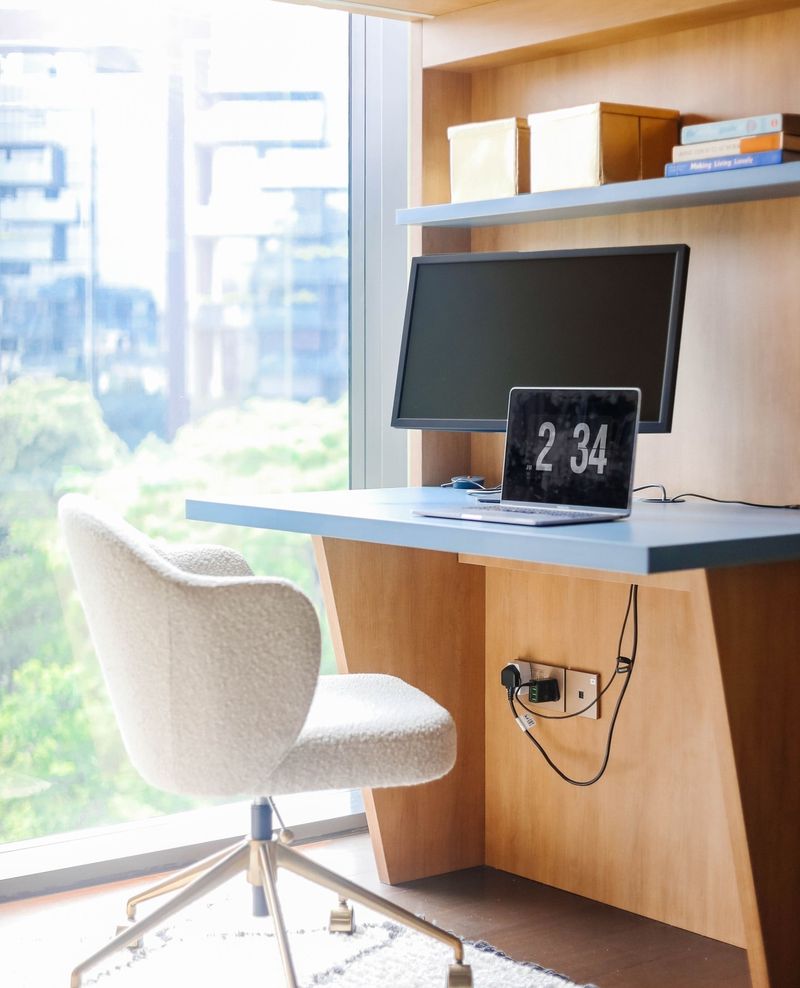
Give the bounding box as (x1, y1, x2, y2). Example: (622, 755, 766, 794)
(314, 536, 800, 988)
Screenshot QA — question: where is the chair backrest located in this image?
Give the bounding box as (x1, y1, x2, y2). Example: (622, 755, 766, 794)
(58, 494, 321, 799)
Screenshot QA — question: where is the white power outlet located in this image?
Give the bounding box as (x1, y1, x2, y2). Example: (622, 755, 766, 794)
(565, 669, 600, 720)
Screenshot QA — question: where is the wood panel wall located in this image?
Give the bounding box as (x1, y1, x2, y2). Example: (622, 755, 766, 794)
(400, 3, 800, 963)
(421, 0, 800, 69)
(314, 538, 486, 883)
(481, 565, 744, 944)
(413, 7, 800, 504)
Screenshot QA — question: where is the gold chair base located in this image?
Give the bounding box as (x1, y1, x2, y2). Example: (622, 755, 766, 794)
(329, 898, 355, 933)
(113, 920, 141, 951)
(448, 962, 475, 987)
(69, 837, 472, 988)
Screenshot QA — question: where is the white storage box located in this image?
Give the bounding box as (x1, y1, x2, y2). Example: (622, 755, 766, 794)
(528, 102, 679, 193)
(447, 117, 530, 203)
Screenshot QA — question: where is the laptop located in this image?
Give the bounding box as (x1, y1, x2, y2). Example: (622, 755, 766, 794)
(414, 387, 640, 527)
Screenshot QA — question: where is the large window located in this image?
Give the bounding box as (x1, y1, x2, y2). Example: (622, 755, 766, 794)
(0, 3, 350, 848)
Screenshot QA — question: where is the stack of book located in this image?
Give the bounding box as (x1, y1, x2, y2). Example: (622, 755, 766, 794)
(665, 112, 800, 177)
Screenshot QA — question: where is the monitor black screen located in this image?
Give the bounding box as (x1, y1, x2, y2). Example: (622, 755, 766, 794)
(391, 244, 689, 433)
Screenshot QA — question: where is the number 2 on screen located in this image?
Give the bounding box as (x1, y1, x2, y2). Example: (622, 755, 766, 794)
(535, 422, 556, 472)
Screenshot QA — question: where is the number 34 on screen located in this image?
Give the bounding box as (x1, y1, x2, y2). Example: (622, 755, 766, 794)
(535, 422, 609, 475)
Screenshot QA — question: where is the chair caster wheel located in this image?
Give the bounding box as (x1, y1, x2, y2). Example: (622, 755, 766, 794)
(329, 900, 355, 933)
(447, 962, 473, 987)
(115, 921, 142, 951)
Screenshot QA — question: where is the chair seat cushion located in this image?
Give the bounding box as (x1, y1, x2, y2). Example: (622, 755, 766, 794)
(261, 674, 456, 796)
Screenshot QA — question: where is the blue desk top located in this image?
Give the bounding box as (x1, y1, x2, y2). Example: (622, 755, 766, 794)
(186, 487, 800, 575)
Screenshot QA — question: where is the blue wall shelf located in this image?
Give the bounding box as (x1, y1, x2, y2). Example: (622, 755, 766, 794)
(396, 161, 800, 228)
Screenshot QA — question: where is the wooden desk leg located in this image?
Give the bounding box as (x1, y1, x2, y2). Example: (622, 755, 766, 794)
(313, 536, 486, 884)
(698, 562, 800, 988)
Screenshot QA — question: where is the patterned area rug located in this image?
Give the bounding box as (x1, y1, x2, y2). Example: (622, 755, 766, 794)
(77, 913, 598, 987)
(4, 874, 598, 987)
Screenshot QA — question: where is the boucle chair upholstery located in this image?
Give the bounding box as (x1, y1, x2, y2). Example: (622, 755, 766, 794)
(58, 494, 470, 988)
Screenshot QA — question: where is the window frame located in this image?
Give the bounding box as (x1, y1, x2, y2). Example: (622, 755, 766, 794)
(349, 15, 409, 490)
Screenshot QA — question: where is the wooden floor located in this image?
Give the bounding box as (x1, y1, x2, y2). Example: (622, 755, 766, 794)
(0, 830, 751, 988)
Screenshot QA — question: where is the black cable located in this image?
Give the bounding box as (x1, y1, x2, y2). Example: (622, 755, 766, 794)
(635, 482, 799, 510)
(509, 585, 639, 786)
(669, 492, 800, 510)
(515, 586, 635, 720)
(633, 484, 668, 502)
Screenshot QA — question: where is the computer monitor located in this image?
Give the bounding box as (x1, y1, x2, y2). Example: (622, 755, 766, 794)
(391, 244, 690, 433)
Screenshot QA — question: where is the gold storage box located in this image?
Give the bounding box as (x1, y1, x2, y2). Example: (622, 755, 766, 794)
(447, 117, 530, 203)
(528, 102, 679, 194)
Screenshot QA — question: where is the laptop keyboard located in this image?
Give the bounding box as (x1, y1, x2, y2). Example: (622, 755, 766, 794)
(470, 505, 601, 520)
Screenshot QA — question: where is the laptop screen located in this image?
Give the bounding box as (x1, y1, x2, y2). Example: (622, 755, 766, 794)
(503, 389, 640, 510)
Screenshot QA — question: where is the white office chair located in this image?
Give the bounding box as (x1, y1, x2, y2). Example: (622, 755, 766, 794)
(58, 494, 471, 988)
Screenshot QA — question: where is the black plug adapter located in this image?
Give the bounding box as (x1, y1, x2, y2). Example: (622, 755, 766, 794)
(529, 678, 560, 704)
